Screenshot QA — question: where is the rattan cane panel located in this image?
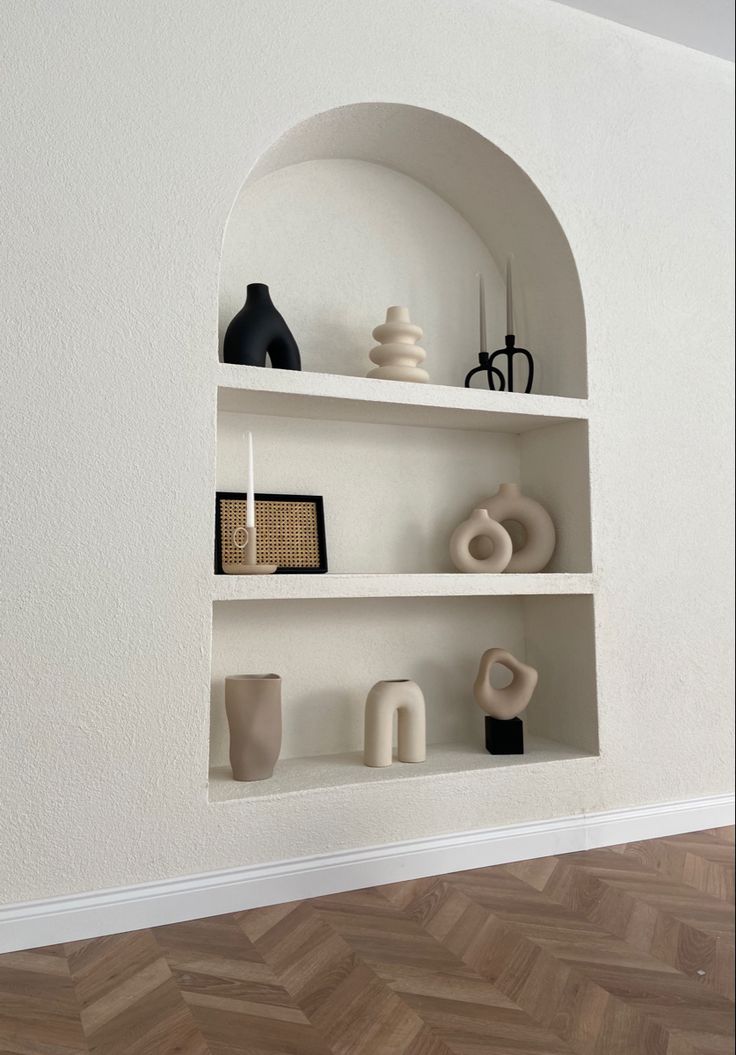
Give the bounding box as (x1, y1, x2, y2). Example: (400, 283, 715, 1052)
(220, 499, 321, 568)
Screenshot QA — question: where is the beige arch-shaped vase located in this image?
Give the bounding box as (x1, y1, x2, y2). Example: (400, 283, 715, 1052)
(449, 508, 513, 573)
(363, 679, 426, 768)
(473, 648, 538, 720)
(481, 483, 556, 573)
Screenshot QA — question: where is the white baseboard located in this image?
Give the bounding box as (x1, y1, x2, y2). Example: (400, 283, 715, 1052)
(1, 793, 732, 954)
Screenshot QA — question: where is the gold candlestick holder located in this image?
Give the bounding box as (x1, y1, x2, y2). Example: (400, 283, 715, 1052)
(222, 524, 278, 575)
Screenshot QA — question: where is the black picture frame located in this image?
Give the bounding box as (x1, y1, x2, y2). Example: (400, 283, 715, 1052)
(215, 492, 328, 575)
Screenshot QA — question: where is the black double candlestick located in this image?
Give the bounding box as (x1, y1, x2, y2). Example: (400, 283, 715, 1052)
(464, 334, 535, 393)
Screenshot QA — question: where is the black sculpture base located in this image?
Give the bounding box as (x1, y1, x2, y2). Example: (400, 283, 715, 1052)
(485, 716, 524, 755)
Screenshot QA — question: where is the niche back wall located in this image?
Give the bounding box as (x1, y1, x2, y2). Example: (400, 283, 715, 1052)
(219, 158, 503, 386)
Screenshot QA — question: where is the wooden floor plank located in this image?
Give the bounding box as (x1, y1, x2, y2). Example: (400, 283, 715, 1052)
(238, 898, 452, 1054)
(65, 931, 208, 1055)
(0, 827, 732, 1055)
(506, 845, 735, 999)
(614, 834, 735, 903)
(390, 862, 734, 1055)
(0, 944, 86, 1055)
(314, 886, 577, 1053)
(153, 913, 333, 1055)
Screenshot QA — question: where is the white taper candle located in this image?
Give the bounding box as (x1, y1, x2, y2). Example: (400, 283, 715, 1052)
(506, 256, 514, 336)
(246, 431, 255, 528)
(478, 273, 487, 354)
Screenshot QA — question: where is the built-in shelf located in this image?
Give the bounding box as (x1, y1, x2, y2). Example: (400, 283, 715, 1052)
(218, 365, 588, 433)
(208, 103, 598, 804)
(208, 735, 595, 801)
(212, 572, 594, 602)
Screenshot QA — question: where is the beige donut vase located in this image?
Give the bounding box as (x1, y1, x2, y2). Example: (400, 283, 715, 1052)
(481, 483, 556, 572)
(473, 648, 538, 719)
(449, 508, 513, 573)
(364, 680, 426, 768)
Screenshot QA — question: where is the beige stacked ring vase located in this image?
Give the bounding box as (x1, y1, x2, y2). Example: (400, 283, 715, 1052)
(363, 679, 426, 768)
(225, 674, 282, 781)
(367, 306, 429, 383)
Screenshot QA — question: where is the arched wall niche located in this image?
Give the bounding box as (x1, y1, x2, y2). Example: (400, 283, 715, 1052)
(220, 102, 587, 398)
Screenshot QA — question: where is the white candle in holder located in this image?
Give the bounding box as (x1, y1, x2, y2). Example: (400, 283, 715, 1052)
(246, 431, 255, 528)
(478, 273, 487, 354)
(506, 256, 514, 336)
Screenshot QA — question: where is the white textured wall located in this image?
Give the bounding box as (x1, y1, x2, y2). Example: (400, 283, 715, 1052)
(0, 0, 733, 903)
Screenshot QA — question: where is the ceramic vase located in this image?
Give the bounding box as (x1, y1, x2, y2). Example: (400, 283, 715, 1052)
(367, 306, 429, 383)
(449, 508, 513, 572)
(363, 679, 426, 768)
(223, 284, 301, 370)
(473, 648, 538, 719)
(225, 674, 282, 781)
(481, 483, 556, 572)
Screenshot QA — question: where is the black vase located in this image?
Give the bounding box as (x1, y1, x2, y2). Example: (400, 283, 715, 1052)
(223, 284, 301, 370)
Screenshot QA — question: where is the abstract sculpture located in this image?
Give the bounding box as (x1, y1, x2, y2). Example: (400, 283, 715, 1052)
(473, 648, 538, 755)
(363, 679, 426, 767)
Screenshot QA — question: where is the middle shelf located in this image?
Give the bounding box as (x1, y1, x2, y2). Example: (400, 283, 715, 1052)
(212, 572, 595, 601)
(216, 406, 592, 576)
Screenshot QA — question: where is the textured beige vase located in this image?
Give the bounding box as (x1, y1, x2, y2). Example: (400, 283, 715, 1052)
(363, 679, 426, 768)
(225, 674, 282, 781)
(449, 508, 513, 572)
(367, 306, 429, 383)
(473, 648, 538, 719)
(481, 483, 556, 572)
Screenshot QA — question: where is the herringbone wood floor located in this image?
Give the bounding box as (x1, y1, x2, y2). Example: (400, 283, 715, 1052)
(0, 828, 733, 1055)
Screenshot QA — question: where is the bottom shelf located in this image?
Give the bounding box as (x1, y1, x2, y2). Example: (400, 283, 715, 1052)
(208, 735, 595, 802)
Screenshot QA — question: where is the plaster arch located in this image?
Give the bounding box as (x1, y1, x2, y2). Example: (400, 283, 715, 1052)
(220, 102, 587, 395)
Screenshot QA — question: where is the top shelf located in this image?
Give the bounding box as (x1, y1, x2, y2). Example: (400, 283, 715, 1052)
(217, 365, 588, 433)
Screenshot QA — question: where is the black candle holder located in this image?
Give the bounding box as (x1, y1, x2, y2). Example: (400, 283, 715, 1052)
(464, 335, 534, 393)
